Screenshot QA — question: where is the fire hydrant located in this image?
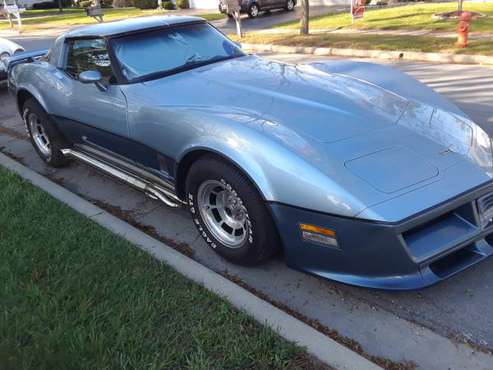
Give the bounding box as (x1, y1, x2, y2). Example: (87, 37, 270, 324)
(457, 11, 472, 48)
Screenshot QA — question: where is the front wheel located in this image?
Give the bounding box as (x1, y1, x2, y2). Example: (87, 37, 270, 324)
(285, 0, 295, 11)
(248, 3, 260, 17)
(186, 155, 280, 265)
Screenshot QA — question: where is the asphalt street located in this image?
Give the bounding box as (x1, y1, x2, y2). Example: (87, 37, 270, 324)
(1, 36, 493, 368)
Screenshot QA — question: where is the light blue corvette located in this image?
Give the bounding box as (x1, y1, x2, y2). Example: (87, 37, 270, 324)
(8, 16, 493, 289)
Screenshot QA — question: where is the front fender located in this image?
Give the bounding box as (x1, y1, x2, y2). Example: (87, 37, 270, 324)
(177, 125, 370, 218)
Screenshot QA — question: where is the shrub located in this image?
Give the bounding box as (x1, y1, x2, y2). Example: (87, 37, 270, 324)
(162, 0, 175, 9)
(101, 0, 113, 7)
(112, 0, 134, 7)
(176, 0, 188, 8)
(133, 0, 157, 8)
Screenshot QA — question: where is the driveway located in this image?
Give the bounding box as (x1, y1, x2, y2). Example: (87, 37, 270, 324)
(1, 41, 493, 369)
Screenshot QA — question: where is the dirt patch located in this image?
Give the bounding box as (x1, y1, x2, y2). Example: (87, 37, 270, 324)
(0, 146, 25, 164)
(432, 11, 486, 20)
(0, 126, 29, 141)
(91, 200, 195, 258)
(286, 352, 335, 370)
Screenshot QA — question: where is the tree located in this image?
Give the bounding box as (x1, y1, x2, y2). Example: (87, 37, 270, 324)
(458, 0, 463, 13)
(300, 0, 309, 35)
(57, 0, 63, 12)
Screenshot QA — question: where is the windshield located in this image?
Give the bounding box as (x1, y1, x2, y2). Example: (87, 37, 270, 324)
(110, 23, 244, 82)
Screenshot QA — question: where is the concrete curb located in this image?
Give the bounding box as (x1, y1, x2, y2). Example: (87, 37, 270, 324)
(241, 43, 493, 65)
(0, 151, 382, 370)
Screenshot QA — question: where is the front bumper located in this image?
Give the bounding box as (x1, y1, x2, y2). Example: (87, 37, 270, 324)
(269, 181, 493, 290)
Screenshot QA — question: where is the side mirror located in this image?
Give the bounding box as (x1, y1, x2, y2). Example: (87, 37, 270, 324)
(79, 70, 102, 83)
(79, 70, 107, 91)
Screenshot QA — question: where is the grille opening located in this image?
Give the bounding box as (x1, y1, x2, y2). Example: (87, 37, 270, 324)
(403, 212, 453, 237)
(402, 211, 477, 263)
(429, 245, 482, 278)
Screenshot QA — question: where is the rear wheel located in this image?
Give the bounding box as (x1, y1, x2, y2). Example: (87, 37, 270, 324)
(285, 0, 295, 10)
(23, 98, 71, 168)
(186, 155, 280, 265)
(248, 3, 260, 17)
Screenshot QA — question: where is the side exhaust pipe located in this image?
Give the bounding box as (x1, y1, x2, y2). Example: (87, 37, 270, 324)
(61, 148, 182, 208)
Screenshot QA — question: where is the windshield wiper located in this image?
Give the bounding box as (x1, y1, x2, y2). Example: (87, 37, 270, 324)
(182, 54, 236, 68)
(131, 54, 242, 83)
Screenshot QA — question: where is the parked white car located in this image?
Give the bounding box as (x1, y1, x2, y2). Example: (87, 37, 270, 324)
(0, 37, 24, 80)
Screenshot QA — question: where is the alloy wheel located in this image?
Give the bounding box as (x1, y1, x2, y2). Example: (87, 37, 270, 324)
(197, 179, 250, 248)
(27, 112, 51, 157)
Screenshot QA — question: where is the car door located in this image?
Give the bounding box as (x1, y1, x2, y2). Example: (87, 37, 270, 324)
(58, 38, 130, 158)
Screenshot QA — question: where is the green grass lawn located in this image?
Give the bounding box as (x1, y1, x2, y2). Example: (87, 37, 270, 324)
(274, 2, 493, 33)
(233, 32, 493, 56)
(0, 167, 324, 370)
(0, 7, 225, 31)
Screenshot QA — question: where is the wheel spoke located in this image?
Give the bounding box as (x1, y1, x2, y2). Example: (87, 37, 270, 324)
(197, 180, 250, 249)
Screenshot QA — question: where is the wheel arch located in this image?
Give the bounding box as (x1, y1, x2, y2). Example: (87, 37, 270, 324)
(16, 88, 48, 116)
(175, 147, 272, 204)
(176, 147, 285, 254)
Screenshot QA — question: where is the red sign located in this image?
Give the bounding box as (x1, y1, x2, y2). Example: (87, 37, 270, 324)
(351, 0, 365, 20)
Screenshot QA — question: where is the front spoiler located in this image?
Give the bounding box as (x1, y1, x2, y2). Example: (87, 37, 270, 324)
(269, 184, 493, 290)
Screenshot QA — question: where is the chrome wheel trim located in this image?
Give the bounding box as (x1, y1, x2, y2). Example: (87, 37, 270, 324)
(287, 0, 294, 10)
(197, 179, 250, 249)
(27, 112, 51, 157)
(250, 4, 259, 16)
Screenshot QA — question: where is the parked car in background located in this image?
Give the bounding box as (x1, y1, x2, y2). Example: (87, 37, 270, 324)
(219, 0, 295, 17)
(0, 37, 23, 81)
(7, 16, 493, 290)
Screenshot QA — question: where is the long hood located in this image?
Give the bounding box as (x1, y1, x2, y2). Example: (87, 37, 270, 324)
(195, 56, 409, 143)
(135, 56, 493, 220)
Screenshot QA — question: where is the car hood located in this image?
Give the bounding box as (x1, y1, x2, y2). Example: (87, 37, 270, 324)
(193, 55, 492, 167)
(197, 56, 409, 143)
(140, 56, 493, 217)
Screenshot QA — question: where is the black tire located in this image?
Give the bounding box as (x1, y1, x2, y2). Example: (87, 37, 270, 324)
(248, 3, 260, 17)
(186, 155, 280, 266)
(285, 0, 295, 11)
(23, 98, 71, 168)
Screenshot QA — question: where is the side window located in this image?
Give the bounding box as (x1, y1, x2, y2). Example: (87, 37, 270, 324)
(65, 38, 114, 82)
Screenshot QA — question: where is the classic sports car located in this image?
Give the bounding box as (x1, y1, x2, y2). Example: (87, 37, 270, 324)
(7, 16, 493, 289)
(0, 37, 24, 80)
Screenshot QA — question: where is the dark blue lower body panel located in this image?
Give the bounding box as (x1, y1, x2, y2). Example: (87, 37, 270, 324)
(268, 202, 493, 290)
